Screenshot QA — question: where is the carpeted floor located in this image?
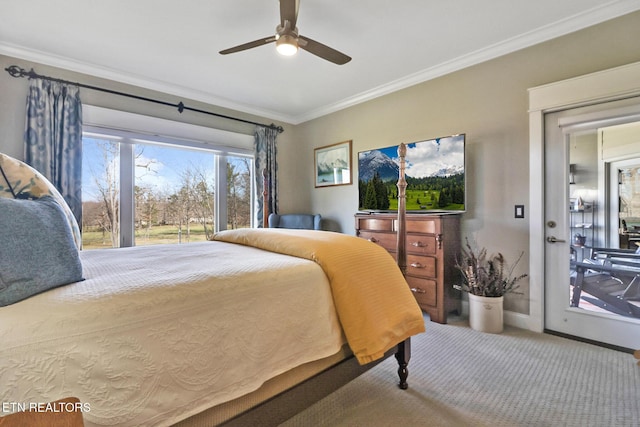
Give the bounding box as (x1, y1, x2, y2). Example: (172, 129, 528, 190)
(279, 315, 639, 427)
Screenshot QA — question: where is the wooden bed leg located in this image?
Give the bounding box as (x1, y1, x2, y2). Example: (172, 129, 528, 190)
(395, 338, 411, 389)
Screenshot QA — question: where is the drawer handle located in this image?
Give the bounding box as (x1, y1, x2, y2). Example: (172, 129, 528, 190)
(410, 287, 426, 294)
(410, 262, 425, 268)
(411, 241, 426, 247)
(368, 237, 378, 243)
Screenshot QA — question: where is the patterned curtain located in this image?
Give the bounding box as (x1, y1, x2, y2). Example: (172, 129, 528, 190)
(254, 126, 278, 227)
(24, 78, 83, 225)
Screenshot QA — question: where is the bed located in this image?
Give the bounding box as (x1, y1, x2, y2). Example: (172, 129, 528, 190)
(0, 148, 424, 426)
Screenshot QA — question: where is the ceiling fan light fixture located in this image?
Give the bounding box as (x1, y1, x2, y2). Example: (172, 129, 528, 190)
(276, 34, 298, 56)
(219, 0, 350, 65)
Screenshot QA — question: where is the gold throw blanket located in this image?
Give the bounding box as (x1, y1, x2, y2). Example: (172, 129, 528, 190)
(213, 229, 425, 364)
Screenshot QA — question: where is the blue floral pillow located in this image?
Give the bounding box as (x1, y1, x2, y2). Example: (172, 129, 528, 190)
(0, 196, 83, 306)
(0, 152, 81, 249)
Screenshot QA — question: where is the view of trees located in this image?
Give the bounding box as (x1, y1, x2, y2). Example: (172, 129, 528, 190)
(226, 160, 252, 230)
(360, 172, 390, 210)
(82, 141, 120, 247)
(82, 140, 252, 249)
(359, 172, 465, 210)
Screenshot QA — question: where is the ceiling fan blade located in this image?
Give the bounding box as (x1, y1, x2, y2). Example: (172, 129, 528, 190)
(280, 0, 299, 29)
(219, 36, 276, 55)
(298, 35, 351, 65)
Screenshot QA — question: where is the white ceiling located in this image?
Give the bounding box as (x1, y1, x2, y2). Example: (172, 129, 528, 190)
(1, 1, 639, 125)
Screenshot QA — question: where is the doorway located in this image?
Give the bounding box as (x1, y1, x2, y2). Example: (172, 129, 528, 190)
(543, 100, 640, 350)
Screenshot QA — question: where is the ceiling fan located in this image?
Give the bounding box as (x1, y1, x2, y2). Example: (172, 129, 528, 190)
(219, 0, 351, 65)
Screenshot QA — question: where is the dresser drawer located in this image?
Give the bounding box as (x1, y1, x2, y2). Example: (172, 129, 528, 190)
(406, 234, 436, 255)
(405, 276, 437, 307)
(406, 254, 436, 278)
(406, 219, 437, 234)
(355, 217, 394, 232)
(357, 231, 396, 251)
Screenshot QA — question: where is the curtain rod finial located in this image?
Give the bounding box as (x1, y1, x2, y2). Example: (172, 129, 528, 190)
(5, 65, 38, 80)
(5, 65, 26, 78)
(269, 123, 284, 133)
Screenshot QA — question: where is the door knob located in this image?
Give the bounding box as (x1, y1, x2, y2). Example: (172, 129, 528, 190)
(546, 236, 566, 243)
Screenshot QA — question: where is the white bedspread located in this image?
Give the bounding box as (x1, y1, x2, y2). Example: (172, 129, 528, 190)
(0, 241, 344, 426)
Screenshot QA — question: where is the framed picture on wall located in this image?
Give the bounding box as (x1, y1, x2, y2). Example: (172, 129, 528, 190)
(314, 140, 352, 187)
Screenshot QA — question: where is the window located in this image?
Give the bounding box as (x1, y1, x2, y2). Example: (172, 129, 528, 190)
(81, 107, 254, 250)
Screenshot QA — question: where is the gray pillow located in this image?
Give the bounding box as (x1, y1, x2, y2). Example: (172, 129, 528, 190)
(0, 196, 83, 306)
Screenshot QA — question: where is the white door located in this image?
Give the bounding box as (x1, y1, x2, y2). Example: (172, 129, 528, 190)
(544, 100, 640, 350)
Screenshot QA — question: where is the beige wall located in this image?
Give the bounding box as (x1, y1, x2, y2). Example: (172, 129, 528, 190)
(297, 10, 640, 313)
(1, 11, 640, 315)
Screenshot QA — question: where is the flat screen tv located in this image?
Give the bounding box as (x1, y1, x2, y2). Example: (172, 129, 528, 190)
(358, 134, 465, 213)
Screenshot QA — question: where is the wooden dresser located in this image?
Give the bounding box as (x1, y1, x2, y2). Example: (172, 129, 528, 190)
(355, 213, 461, 323)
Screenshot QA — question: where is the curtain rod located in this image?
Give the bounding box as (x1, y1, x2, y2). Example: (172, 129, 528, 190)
(4, 65, 284, 134)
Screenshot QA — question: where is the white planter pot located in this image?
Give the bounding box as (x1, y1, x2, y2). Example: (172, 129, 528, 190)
(468, 294, 504, 333)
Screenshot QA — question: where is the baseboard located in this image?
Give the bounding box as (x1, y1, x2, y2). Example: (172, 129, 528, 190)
(504, 310, 531, 330)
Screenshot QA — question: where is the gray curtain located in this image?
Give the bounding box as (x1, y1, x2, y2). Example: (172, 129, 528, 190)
(254, 126, 278, 227)
(24, 78, 83, 224)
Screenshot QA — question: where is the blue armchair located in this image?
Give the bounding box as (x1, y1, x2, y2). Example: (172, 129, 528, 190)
(268, 213, 322, 230)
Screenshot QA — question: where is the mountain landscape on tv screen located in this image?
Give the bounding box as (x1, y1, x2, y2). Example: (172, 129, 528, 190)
(358, 135, 465, 212)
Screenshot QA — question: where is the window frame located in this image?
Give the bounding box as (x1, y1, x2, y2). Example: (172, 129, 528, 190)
(82, 106, 255, 248)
